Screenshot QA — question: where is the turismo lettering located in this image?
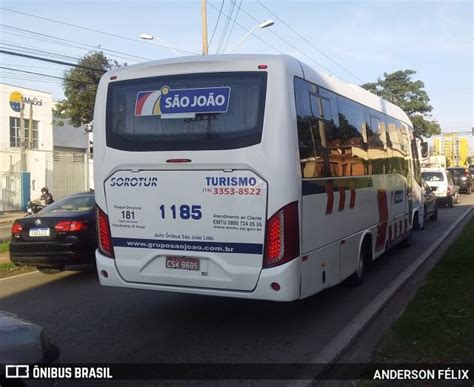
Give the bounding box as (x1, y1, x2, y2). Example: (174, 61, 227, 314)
(205, 177, 257, 187)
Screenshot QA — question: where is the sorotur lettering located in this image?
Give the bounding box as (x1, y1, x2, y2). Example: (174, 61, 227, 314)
(110, 177, 158, 187)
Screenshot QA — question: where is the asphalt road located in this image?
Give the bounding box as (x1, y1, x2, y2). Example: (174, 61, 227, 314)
(0, 196, 473, 367)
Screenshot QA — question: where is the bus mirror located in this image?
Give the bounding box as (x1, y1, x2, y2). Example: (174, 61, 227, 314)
(420, 142, 429, 159)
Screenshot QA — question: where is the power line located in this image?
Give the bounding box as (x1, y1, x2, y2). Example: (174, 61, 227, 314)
(0, 49, 107, 72)
(0, 88, 63, 101)
(2, 63, 68, 71)
(1, 7, 199, 55)
(222, 0, 243, 53)
(1, 24, 151, 62)
(0, 66, 96, 84)
(1, 41, 81, 61)
(208, 1, 284, 54)
(209, 0, 225, 48)
(217, 0, 237, 54)
(255, 0, 364, 83)
(236, 3, 349, 80)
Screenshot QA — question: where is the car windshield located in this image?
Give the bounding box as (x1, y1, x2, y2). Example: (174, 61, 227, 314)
(448, 168, 464, 176)
(421, 172, 444, 182)
(39, 195, 95, 214)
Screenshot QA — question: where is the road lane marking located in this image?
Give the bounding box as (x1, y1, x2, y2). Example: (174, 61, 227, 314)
(0, 270, 39, 282)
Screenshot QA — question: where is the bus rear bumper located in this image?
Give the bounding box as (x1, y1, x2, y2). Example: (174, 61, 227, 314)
(96, 251, 301, 302)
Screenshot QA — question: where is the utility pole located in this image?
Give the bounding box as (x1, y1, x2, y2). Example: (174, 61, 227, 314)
(201, 0, 208, 55)
(19, 100, 27, 172)
(28, 102, 33, 150)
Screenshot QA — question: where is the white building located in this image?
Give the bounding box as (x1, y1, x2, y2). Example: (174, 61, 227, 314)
(0, 84, 54, 208)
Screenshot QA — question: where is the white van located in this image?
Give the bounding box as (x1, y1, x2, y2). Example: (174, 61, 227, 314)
(421, 168, 459, 207)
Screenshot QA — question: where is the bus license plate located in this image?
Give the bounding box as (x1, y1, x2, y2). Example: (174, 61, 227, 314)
(166, 256, 200, 271)
(29, 228, 50, 237)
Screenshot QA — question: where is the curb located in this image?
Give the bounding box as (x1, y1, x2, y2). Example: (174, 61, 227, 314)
(310, 206, 473, 379)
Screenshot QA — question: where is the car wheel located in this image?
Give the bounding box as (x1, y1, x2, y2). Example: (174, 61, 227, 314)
(429, 207, 438, 221)
(37, 266, 64, 274)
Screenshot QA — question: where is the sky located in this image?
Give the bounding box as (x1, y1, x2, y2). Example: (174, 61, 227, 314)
(1, 0, 472, 136)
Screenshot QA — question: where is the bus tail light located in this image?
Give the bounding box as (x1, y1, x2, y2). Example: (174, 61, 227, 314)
(263, 202, 299, 268)
(97, 206, 114, 258)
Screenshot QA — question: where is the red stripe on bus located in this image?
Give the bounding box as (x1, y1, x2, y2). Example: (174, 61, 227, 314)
(135, 92, 152, 115)
(375, 189, 388, 251)
(338, 184, 346, 211)
(349, 182, 356, 209)
(326, 180, 334, 215)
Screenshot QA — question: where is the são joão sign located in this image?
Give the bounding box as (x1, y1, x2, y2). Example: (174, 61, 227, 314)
(135, 86, 231, 117)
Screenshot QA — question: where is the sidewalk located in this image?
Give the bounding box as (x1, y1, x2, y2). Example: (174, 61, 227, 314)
(0, 211, 25, 225)
(0, 211, 25, 242)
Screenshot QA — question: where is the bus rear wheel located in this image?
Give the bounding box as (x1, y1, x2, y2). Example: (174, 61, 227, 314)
(413, 211, 424, 230)
(348, 242, 370, 286)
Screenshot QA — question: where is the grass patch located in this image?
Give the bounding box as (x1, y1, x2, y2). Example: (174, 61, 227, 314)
(0, 240, 9, 253)
(373, 217, 474, 362)
(0, 261, 35, 278)
(0, 261, 16, 272)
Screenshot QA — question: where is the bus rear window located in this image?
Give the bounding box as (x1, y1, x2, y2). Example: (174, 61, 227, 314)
(106, 72, 267, 151)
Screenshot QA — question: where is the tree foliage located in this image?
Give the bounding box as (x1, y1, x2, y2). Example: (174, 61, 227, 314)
(55, 51, 119, 128)
(361, 70, 441, 137)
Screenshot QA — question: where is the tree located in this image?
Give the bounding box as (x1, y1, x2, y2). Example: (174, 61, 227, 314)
(361, 70, 441, 138)
(55, 51, 120, 128)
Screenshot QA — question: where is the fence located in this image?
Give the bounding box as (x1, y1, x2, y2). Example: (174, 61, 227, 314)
(0, 149, 91, 211)
(0, 171, 21, 211)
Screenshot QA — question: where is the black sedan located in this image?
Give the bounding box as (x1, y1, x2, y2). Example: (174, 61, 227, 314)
(422, 179, 438, 222)
(10, 192, 96, 274)
(447, 167, 472, 194)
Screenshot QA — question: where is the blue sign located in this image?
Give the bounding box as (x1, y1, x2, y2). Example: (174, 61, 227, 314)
(160, 86, 231, 115)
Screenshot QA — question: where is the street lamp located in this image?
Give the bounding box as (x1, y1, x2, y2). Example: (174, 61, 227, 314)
(228, 20, 275, 53)
(139, 33, 182, 56)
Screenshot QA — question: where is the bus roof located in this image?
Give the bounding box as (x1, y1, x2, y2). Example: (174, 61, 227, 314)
(106, 54, 412, 127)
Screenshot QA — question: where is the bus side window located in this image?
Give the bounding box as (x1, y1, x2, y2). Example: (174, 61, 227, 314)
(386, 117, 405, 176)
(400, 123, 413, 178)
(295, 77, 332, 178)
(366, 112, 386, 174)
(313, 87, 339, 177)
(411, 137, 421, 184)
(336, 95, 368, 177)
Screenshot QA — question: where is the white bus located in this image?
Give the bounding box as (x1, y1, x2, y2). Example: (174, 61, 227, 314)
(94, 54, 424, 302)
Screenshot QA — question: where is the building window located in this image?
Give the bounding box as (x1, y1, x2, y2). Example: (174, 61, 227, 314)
(10, 117, 39, 149)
